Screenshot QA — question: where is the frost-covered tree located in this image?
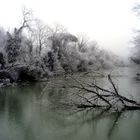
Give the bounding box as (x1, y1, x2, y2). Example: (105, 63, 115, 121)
(0, 28, 6, 68)
(0, 27, 6, 49)
(30, 19, 52, 57)
(5, 29, 22, 63)
(0, 7, 124, 85)
(48, 28, 78, 72)
(5, 8, 33, 64)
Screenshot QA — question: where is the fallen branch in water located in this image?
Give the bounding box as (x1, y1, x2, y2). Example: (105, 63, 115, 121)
(70, 74, 140, 111)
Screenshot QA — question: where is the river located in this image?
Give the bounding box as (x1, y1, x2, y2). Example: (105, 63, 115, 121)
(0, 66, 140, 140)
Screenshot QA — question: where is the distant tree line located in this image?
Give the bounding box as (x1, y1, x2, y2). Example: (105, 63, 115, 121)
(131, 4, 140, 64)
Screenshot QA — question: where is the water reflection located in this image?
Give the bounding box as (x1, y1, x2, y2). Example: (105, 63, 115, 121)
(0, 67, 140, 140)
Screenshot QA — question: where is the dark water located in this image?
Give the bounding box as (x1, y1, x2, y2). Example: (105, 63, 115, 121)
(0, 67, 140, 140)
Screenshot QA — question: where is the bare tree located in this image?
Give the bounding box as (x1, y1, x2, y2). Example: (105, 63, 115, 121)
(69, 74, 140, 111)
(47, 25, 78, 72)
(18, 7, 33, 35)
(5, 7, 33, 64)
(31, 19, 52, 56)
(77, 35, 89, 53)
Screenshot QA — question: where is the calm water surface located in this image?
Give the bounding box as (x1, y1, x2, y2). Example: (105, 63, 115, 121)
(0, 67, 140, 140)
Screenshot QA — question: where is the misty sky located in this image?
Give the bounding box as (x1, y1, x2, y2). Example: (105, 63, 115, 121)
(0, 0, 140, 57)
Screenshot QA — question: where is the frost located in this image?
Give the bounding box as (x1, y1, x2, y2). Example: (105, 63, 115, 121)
(0, 15, 124, 86)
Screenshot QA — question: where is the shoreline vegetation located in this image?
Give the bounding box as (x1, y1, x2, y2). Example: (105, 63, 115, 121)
(1, 8, 139, 113)
(0, 8, 124, 88)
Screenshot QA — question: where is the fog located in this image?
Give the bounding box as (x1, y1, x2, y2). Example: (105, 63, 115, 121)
(0, 0, 140, 57)
(1, 2, 140, 140)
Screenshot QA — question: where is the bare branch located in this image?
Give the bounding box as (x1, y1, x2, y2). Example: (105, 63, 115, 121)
(69, 74, 140, 111)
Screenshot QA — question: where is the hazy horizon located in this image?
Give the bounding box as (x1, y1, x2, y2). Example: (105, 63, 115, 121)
(0, 0, 140, 57)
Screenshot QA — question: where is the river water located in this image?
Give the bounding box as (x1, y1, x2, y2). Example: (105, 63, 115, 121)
(0, 66, 140, 140)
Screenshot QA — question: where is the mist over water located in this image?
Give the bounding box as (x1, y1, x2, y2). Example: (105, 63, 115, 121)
(0, 0, 140, 140)
(0, 67, 140, 140)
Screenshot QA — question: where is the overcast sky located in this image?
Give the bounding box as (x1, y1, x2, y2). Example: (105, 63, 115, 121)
(0, 0, 140, 57)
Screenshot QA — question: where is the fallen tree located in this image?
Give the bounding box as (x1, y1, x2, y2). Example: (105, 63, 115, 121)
(70, 74, 140, 111)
